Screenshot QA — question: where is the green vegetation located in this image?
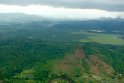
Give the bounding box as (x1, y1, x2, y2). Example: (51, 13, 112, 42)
(0, 39, 73, 82)
(1, 41, 124, 83)
(0, 19, 124, 83)
(73, 31, 124, 45)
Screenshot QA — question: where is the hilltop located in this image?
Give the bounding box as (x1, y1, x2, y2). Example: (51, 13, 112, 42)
(6, 44, 123, 83)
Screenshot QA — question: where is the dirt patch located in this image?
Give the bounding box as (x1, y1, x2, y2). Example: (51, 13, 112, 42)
(88, 55, 114, 76)
(52, 48, 115, 80)
(75, 47, 85, 59)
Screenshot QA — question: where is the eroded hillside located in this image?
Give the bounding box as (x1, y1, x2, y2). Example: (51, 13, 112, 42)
(50, 47, 119, 83)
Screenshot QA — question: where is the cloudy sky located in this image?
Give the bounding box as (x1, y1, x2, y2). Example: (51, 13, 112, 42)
(0, 0, 124, 19)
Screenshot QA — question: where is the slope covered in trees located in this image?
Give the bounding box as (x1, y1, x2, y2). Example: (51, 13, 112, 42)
(0, 16, 124, 82)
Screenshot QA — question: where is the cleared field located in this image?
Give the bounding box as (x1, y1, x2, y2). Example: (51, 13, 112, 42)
(72, 31, 124, 45)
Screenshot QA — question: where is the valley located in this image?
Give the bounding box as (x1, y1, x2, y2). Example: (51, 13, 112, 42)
(0, 15, 124, 83)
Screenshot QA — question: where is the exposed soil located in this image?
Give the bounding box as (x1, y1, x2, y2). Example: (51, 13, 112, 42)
(88, 55, 114, 76)
(51, 48, 115, 82)
(75, 47, 85, 59)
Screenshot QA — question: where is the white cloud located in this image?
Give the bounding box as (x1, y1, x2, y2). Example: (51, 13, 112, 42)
(0, 0, 124, 11)
(0, 4, 124, 19)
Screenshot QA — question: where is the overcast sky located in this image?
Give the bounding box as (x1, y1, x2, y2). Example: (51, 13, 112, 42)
(0, 0, 124, 19)
(0, 0, 124, 11)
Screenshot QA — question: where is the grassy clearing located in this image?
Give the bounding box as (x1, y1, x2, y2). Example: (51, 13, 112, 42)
(15, 69, 34, 79)
(72, 31, 124, 45)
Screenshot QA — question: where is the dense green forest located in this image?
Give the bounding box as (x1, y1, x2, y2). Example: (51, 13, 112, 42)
(0, 16, 124, 83)
(0, 41, 124, 83)
(0, 39, 73, 79)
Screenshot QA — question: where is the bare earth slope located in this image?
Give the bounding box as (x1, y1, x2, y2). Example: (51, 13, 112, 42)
(51, 47, 120, 83)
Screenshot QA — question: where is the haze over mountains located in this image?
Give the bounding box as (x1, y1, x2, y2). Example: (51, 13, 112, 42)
(0, 12, 124, 83)
(0, 13, 123, 23)
(0, 13, 45, 23)
(0, 0, 124, 83)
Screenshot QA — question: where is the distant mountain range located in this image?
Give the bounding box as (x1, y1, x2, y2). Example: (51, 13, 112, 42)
(0, 13, 46, 23)
(0, 13, 123, 23)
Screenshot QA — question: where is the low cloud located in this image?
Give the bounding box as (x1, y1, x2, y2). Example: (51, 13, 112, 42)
(0, 4, 124, 19)
(0, 0, 124, 11)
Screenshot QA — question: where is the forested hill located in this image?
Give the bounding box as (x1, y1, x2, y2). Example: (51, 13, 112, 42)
(0, 40, 124, 82)
(1, 14, 124, 34)
(0, 14, 124, 83)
